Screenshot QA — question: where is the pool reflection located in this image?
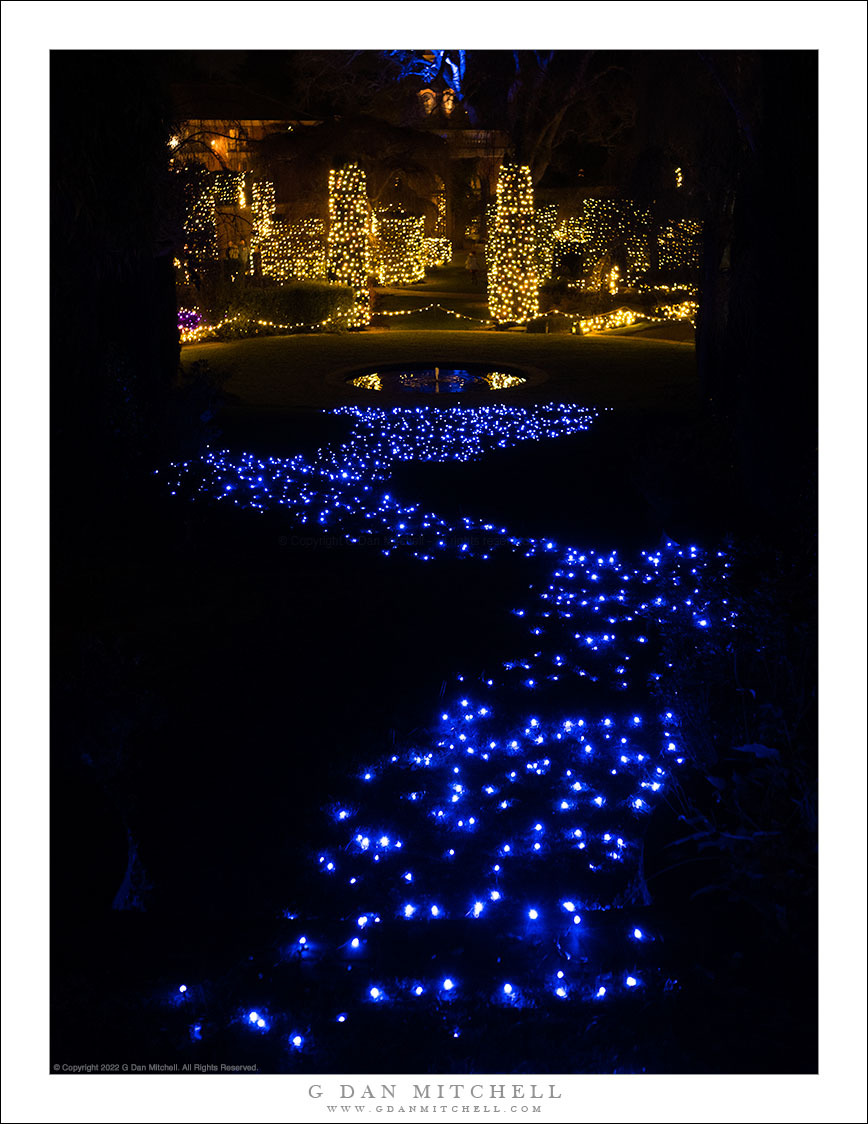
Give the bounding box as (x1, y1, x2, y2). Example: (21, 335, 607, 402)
(349, 365, 527, 393)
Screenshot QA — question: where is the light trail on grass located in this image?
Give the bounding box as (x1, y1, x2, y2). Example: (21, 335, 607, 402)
(162, 404, 734, 1064)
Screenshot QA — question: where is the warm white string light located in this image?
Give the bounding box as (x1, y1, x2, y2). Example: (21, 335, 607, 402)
(328, 163, 371, 328)
(535, 203, 557, 282)
(178, 297, 698, 343)
(262, 218, 327, 282)
(374, 214, 425, 285)
(423, 237, 452, 269)
(158, 404, 733, 1050)
(487, 165, 539, 324)
(657, 219, 702, 273)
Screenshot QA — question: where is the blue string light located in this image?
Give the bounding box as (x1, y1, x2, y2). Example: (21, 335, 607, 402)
(159, 403, 736, 1055)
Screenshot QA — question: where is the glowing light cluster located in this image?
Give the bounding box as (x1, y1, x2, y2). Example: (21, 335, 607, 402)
(181, 169, 218, 267)
(484, 372, 526, 390)
(423, 237, 452, 269)
(250, 182, 328, 282)
(177, 307, 202, 340)
(581, 199, 651, 288)
(574, 307, 639, 335)
(350, 373, 383, 391)
(551, 216, 586, 278)
(434, 190, 447, 236)
(262, 218, 327, 282)
(213, 171, 246, 207)
(651, 299, 699, 325)
(251, 180, 276, 267)
(657, 220, 702, 274)
(373, 213, 425, 285)
(534, 203, 557, 282)
(568, 301, 699, 335)
(487, 164, 539, 324)
(555, 216, 587, 243)
(328, 162, 371, 328)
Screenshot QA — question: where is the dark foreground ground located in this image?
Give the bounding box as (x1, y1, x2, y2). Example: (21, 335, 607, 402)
(51, 320, 816, 1075)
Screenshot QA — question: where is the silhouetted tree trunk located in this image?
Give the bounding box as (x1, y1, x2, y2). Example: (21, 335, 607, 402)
(52, 51, 180, 533)
(608, 50, 816, 525)
(52, 52, 182, 915)
(695, 52, 818, 527)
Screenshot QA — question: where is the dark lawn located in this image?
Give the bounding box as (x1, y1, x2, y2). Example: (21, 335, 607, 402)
(182, 328, 697, 415)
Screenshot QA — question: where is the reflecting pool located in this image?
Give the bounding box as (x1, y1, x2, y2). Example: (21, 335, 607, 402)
(348, 364, 527, 393)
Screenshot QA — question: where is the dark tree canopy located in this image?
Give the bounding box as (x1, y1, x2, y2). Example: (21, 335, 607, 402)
(255, 115, 449, 220)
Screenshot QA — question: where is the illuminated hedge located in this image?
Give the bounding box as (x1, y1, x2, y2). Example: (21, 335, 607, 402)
(555, 216, 587, 243)
(214, 171, 246, 206)
(262, 219, 327, 282)
(534, 204, 557, 282)
(657, 219, 702, 274)
(182, 170, 218, 267)
(251, 180, 276, 267)
(581, 199, 651, 287)
(423, 237, 452, 269)
(487, 164, 539, 323)
(252, 184, 327, 282)
(328, 163, 371, 327)
(374, 214, 425, 285)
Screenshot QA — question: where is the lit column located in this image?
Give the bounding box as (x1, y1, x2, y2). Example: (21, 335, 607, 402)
(328, 163, 371, 328)
(535, 203, 557, 282)
(251, 180, 276, 277)
(182, 170, 218, 268)
(487, 165, 539, 324)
